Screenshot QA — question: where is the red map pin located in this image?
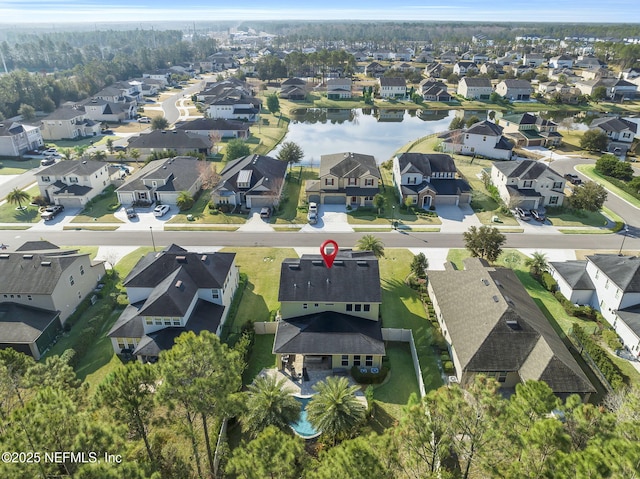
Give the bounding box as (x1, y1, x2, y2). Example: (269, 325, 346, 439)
(320, 239, 339, 268)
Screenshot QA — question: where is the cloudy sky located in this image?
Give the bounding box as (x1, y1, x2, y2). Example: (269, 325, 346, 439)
(1, 0, 638, 24)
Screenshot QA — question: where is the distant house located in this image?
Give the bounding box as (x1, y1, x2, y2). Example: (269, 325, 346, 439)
(273, 250, 385, 374)
(378, 77, 406, 99)
(419, 80, 452, 102)
(490, 159, 565, 209)
(0, 121, 44, 157)
(523, 53, 545, 67)
(81, 98, 137, 122)
(495, 79, 533, 101)
(439, 120, 514, 160)
(425, 63, 446, 79)
(364, 62, 386, 77)
(211, 154, 288, 209)
(93, 81, 143, 103)
(575, 56, 605, 70)
(279, 85, 307, 100)
(142, 70, 171, 87)
(326, 78, 352, 99)
(38, 160, 112, 208)
(281, 78, 306, 87)
(457, 77, 493, 100)
(108, 245, 238, 361)
(501, 112, 563, 148)
(549, 55, 574, 69)
(428, 257, 595, 400)
(453, 61, 478, 76)
(549, 255, 640, 358)
(439, 51, 457, 64)
(116, 156, 205, 206)
(392, 152, 471, 208)
(39, 106, 101, 141)
(174, 118, 250, 139)
(305, 152, 381, 206)
(589, 117, 637, 156)
(126, 130, 212, 156)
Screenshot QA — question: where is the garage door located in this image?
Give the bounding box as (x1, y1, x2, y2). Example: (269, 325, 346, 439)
(518, 200, 537, 210)
(434, 196, 459, 206)
(58, 197, 83, 208)
(308, 194, 320, 204)
(248, 197, 273, 208)
(323, 195, 346, 205)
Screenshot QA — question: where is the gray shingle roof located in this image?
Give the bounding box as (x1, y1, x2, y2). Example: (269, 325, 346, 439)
(460, 77, 492, 88)
(116, 157, 203, 193)
(216, 154, 288, 196)
(428, 258, 595, 395)
(108, 302, 145, 338)
(466, 120, 504, 137)
(0, 303, 61, 344)
(40, 160, 106, 177)
(127, 130, 211, 150)
(616, 305, 640, 337)
(587, 255, 640, 292)
(493, 159, 562, 180)
(549, 261, 595, 290)
(500, 79, 533, 89)
(319, 152, 380, 179)
(396, 153, 457, 176)
(379, 77, 406, 87)
(174, 118, 250, 132)
(0, 252, 87, 294)
(278, 250, 381, 303)
(273, 312, 385, 355)
(590, 117, 638, 134)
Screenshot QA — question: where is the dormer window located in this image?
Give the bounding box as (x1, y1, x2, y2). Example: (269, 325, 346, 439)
(348, 178, 357, 186)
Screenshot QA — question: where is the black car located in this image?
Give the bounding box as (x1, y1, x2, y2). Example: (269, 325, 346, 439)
(113, 145, 127, 152)
(564, 174, 582, 185)
(126, 208, 137, 219)
(530, 209, 545, 222)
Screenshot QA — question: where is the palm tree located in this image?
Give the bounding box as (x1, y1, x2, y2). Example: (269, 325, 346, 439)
(129, 148, 141, 165)
(241, 375, 301, 438)
(59, 148, 73, 161)
(306, 376, 366, 445)
(91, 150, 107, 162)
(115, 151, 127, 165)
(525, 251, 548, 277)
(6, 188, 30, 210)
(356, 234, 385, 258)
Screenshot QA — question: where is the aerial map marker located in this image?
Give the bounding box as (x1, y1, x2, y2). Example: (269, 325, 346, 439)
(320, 239, 339, 268)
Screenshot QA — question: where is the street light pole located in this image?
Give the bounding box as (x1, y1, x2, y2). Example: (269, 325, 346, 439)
(150, 226, 156, 252)
(618, 226, 629, 256)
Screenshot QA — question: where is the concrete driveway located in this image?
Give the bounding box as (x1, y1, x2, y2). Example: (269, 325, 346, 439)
(237, 210, 274, 232)
(435, 204, 482, 233)
(113, 204, 175, 230)
(299, 204, 353, 233)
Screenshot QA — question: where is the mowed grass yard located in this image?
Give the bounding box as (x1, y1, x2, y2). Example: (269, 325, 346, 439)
(167, 189, 248, 224)
(0, 158, 42, 174)
(0, 184, 41, 223)
(71, 185, 124, 223)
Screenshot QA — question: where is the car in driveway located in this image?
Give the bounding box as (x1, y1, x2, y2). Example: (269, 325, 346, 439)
(41, 205, 64, 221)
(529, 209, 545, 222)
(515, 207, 532, 221)
(260, 207, 271, 219)
(125, 207, 137, 219)
(113, 145, 127, 152)
(44, 148, 58, 156)
(40, 158, 56, 166)
(307, 202, 318, 224)
(153, 204, 170, 217)
(138, 116, 151, 123)
(564, 174, 582, 185)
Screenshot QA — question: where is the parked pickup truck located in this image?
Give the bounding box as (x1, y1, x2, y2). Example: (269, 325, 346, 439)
(564, 174, 582, 185)
(41, 205, 64, 221)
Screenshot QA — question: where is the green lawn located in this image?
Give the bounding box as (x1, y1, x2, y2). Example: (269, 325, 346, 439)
(576, 164, 640, 209)
(379, 250, 444, 394)
(243, 334, 278, 385)
(546, 207, 610, 227)
(114, 247, 156, 279)
(273, 167, 317, 224)
(0, 158, 41, 175)
(71, 185, 124, 223)
(167, 190, 247, 224)
(0, 184, 41, 223)
(373, 342, 421, 420)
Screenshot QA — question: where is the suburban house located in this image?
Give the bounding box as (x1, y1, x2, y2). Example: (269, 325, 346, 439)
(490, 159, 565, 209)
(550, 55, 574, 69)
(378, 77, 407, 99)
(480, 63, 504, 76)
(453, 61, 478, 76)
(495, 79, 533, 101)
(575, 56, 606, 70)
(425, 63, 446, 78)
(107, 245, 238, 361)
(205, 92, 261, 122)
(501, 113, 563, 147)
(93, 81, 143, 103)
(0, 241, 105, 326)
(0, 121, 44, 157)
(39, 106, 101, 140)
(126, 130, 212, 156)
(279, 85, 307, 100)
(142, 70, 171, 87)
(326, 78, 352, 99)
(210, 154, 288, 209)
(38, 160, 112, 208)
(589, 117, 638, 156)
(440, 51, 457, 63)
(428, 257, 595, 400)
(365, 62, 386, 77)
(548, 255, 640, 358)
(174, 118, 250, 139)
(523, 53, 545, 67)
(81, 98, 137, 123)
(392, 152, 471, 208)
(419, 80, 452, 102)
(457, 77, 493, 100)
(439, 120, 514, 160)
(272, 250, 385, 375)
(196, 78, 253, 103)
(305, 152, 381, 206)
(116, 156, 204, 206)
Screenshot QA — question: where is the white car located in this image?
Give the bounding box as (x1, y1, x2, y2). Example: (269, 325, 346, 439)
(308, 202, 318, 214)
(138, 116, 151, 123)
(153, 204, 170, 217)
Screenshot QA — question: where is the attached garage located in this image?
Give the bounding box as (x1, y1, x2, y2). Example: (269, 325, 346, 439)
(517, 199, 538, 210)
(434, 196, 459, 206)
(323, 195, 346, 205)
(57, 197, 84, 208)
(247, 195, 275, 208)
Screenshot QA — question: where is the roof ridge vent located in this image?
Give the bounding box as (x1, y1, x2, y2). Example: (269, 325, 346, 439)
(200, 255, 207, 262)
(492, 295, 499, 302)
(41, 261, 52, 266)
(176, 255, 187, 263)
(22, 254, 33, 259)
(481, 278, 490, 286)
(175, 280, 183, 288)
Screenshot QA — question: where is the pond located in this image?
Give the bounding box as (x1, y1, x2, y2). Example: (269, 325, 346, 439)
(272, 108, 458, 164)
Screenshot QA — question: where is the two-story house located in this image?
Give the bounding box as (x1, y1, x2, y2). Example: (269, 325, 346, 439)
(81, 98, 137, 123)
(439, 120, 514, 160)
(305, 152, 381, 206)
(491, 159, 565, 209)
(205, 92, 261, 122)
(364, 62, 386, 77)
(419, 80, 452, 102)
(453, 61, 478, 76)
(549, 55, 574, 69)
(38, 160, 112, 208)
(39, 106, 101, 141)
(326, 78, 352, 99)
(108, 245, 238, 361)
(428, 257, 595, 401)
(272, 250, 385, 375)
(495, 79, 533, 101)
(589, 117, 638, 156)
(0, 121, 44, 157)
(142, 70, 171, 87)
(457, 77, 493, 100)
(174, 118, 250, 139)
(523, 53, 545, 67)
(126, 130, 212, 156)
(211, 154, 288, 209)
(93, 81, 143, 103)
(116, 156, 204, 206)
(378, 77, 406, 99)
(0, 242, 105, 359)
(501, 113, 563, 148)
(392, 153, 471, 208)
(549, 255, 640, 358)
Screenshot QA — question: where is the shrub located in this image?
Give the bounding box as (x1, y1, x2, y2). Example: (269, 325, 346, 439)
(573, 323, 627, 390)
(541, 272, 558, 292)
(443, 361, 455, 374)
(602, 329, 623, 351)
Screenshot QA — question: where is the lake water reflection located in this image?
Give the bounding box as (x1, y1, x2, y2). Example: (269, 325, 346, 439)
(272, 108, 457, 164)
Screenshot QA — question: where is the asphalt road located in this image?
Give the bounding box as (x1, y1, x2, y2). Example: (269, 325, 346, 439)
(3, 229, 639, 252)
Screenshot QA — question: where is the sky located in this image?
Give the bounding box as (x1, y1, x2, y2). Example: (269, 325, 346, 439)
(1, 0, 639, 24)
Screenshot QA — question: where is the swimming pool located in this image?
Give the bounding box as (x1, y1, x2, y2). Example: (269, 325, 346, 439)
(289, 396, 321, 439)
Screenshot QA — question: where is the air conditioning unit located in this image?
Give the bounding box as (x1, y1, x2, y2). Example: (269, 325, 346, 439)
(448, 376, 459, 384)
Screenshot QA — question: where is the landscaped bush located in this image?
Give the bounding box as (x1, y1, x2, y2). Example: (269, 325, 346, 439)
(443, 361, 455, 374)
(553, 291, 597, 320)
(350, 365, 389, 384)
(217, 204, 233, 213)
(602, 329, 623, 351)
(573, 323, 627, 390)
(541, 272, 558, 292)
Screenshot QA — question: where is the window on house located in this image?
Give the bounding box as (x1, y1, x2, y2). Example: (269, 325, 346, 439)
(355, 304, 362, 312)
(80, 265, 84, 276)
(465, 134, 469, 140)
(27, 295, 32, 301)
(303, 303, 308, 309)
(325, 178, 334, 186)
(483, 136, 487, 142)
(173, 319, 181, 326)
(69, 275, 74, 286)
(364, 304, 370, 312)
(155, 319, 162, 325)
(523, 180, 533, 188)
(353, 355, 361, 366)
(314, 303, 319, 308)
(615, 289, 620, 299)
(365, 355, 373, 367)
(497, 371, 507, 383)
(341, 355, 349, 366)
(346, 304, 353, 311)
(549, 196, 559, 205)
(146, 318, 153, 325)
(78, 291, 81, 299)
(553, 182, 562, 189)
(212, 290, 219, 299)
(348, 178, 357, 185)
(605, 279, 609, 289)
(164, 319, 171, 325)
(365, 178, 374, 186)
(42, 176, 50, 182)
(69, 177, 78, 183)
(595, 270, 600, 279)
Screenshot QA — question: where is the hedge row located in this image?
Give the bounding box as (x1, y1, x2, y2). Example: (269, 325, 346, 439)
(554, 291, 598, 320)
(573, 323, 627, 390)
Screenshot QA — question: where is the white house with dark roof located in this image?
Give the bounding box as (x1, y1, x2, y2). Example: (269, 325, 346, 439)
(419, 80, 451, 102)
(392, 153, 471, 208)
(326, 78, 352, 99)
(39, 106, 101, 140)
(126, 130, 212, 156)
(490, 160, 565, 209)
(273, 250, 385, 374)
(81, 98, 137, 122)
(457, 77, 493, 100)
(107, 244, 238, 361)
(439, 120, 514, 160)
(38, 160, 112, 208)
(501, 113, 563, 148)
(305, 152, 381, 206)
(174, 118, 250, 139)
(550, 55, 574, 69)
(211, 154, 288, 209)
(116, 156, 204, 206)
(0, 121, 44, 157)
(378, 77, 407, 99)
(589, 117, 637, 156)
(495, 79, 533, 101)
(453, 61, 478, 76)
(549, 255, 640, 358)
(428, 258, 595, 400)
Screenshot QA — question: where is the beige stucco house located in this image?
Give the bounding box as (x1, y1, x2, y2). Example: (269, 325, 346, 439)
(491, 160, 565, 209)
